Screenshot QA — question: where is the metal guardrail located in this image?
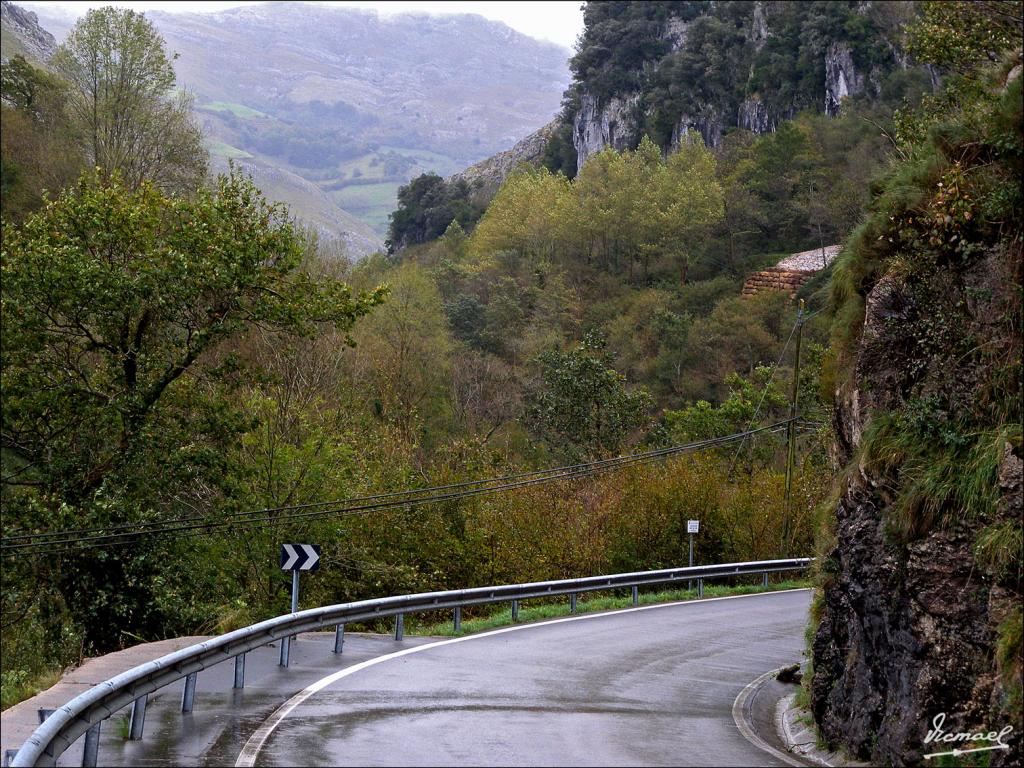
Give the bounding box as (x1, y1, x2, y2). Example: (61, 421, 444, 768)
(11, 557, 811, 767)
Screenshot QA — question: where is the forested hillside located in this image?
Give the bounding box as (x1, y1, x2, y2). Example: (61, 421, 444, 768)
(562, 0, 932, 170)
(2, 4, 1020, 765)
(10, 1, 571, 248)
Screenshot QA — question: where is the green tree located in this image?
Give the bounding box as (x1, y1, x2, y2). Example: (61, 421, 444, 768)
(347, 262, 453, 444)
(469, 168, 574, 263)
(527, 331, 653, 458)
(52, 7, 206, 192)
(2, 168, 384, 503)
(1, 170, 385, 648)
(0, 55, 63, 117)
(386, 173, 482, 253)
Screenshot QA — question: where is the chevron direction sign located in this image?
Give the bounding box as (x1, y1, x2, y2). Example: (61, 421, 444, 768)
(280, 543, 321, 572)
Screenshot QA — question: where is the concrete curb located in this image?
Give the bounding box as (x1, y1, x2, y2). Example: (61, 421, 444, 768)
(776, 691, 869, 767)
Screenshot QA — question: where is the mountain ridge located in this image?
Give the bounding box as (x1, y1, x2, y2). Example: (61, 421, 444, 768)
(10, 1, 571, 254)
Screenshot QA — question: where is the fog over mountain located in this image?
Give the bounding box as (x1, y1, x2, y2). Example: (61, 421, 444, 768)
(19, 1, 571, 254)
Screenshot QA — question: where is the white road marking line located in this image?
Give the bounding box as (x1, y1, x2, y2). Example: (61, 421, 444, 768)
(235, 588, 812, 767)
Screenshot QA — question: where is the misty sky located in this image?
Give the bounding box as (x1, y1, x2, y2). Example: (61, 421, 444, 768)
(26, 1, 586, 49)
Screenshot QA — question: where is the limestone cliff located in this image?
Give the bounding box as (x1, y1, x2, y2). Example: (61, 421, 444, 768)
(0, 0, 56, 63)
(568, 1, 920, 171)
(450, 119, 559, 204)
(573, 93, 641, 171)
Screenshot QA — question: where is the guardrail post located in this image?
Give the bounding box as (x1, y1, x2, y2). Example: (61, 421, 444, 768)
(454, 606, 461, 633)
(762, 571, 769, 587)
(37, 709, 54, 724)
(279, 636, 291, 668)
(234, 653, 246, 688)
(394, 613, 404, 641)
(181, 672, 197, 712)
(697, 579, 704, 599)
(333, 624, 345, 654)
(632, 585, 638, 606)
(82, 723, 101, 767)
(511, 600, 519, 622)
(128, 694, 148, 740)
(4, 750, 18, 768)
(570, 593, 577, 614)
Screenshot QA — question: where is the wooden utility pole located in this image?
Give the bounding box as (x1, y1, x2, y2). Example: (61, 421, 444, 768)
(782, 300, 805, 552)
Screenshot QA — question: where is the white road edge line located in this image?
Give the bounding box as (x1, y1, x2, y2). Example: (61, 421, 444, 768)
(732, 668, 807, 768)
(235, 587, 812, 767)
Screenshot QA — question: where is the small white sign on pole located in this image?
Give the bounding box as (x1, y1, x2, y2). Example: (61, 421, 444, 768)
(687, 520, 700, 534)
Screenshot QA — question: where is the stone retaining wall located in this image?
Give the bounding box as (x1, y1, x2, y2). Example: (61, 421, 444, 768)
(741, 268, 815, 299)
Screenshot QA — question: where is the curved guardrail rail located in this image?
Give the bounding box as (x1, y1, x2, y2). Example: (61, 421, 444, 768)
(12, 557, 811, 767)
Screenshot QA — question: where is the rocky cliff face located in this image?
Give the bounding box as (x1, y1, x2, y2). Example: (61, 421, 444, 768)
(810, 62, 1023, 766)
(812, 260, 1022, 766)
(825, 41, 869, 118)
(451, 119, 558, 203)
(569, 1, 914, 170)
(736, 97, 777, 135)
(573, 92, 641, 171)
(0, 0, 56, 62)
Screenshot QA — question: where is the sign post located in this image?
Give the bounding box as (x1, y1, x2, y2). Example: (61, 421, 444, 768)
(687, 520, 699, 590)
(278, 543, 320, 667)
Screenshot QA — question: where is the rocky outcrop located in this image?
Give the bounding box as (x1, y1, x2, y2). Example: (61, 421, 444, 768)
(824, 41, 866, 117)
(664, 15, 690, 52)
(750, 2, 769, 50)
(811, 244, 1023, 765)
(0, 0, 57, 62)
(570, 2, 909, 165)
(573, 92, 641, 173)
(451, 119, 558, 203)
(737, 97, 776, 135)
(670, 107, 727, 150)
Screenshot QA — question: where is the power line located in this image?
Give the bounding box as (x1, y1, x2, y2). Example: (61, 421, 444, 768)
(1, 421, 794, 558)
(2, 453, 671, 545)
(2, 427, 782, 556)
(2, 439, 717, 550)
(4, 312, 817, 557)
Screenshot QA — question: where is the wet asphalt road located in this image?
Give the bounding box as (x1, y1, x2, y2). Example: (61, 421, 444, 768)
(92, 590, 811, 767)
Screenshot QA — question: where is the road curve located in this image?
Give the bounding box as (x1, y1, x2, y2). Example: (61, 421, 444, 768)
(249, 589, 812, 767)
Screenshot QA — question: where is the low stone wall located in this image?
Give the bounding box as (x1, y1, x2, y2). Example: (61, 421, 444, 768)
(741, 268, 816, 299)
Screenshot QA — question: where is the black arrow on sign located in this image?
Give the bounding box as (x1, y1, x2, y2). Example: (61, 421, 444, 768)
(279, 543, 321, 572)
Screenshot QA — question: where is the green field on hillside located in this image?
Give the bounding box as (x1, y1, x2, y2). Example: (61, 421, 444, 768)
(332, 181, 400, 233)
(199, 101, 268, 119)
(205, 139, 253, 159)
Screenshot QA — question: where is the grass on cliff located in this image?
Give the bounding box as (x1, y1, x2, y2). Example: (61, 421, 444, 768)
(859, 419, 1020, 545)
